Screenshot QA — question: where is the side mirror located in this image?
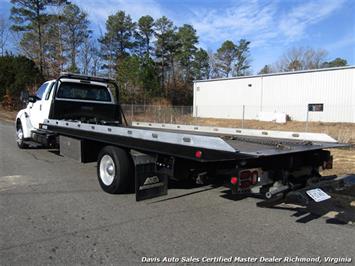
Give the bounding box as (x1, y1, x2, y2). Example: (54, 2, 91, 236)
(20, 90, 29, 104)
(28, 95, 37, 103)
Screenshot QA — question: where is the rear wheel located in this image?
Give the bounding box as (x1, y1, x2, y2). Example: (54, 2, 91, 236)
(97, 146, 133, 194)
(16, 122, 28, 149)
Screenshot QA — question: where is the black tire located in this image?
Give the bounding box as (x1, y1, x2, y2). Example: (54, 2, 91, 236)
(16, 121, 28, 149)
(97, 146, 133, 194)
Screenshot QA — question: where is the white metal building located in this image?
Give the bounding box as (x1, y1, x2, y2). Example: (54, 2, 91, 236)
(193, 66, 355, 123)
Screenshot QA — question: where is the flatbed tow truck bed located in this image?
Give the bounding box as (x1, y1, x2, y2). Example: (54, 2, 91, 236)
(43, 118, 351, 202)
(43, 119, 344, 161)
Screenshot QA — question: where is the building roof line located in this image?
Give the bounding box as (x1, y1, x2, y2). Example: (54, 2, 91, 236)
(194, 65, 355, 83)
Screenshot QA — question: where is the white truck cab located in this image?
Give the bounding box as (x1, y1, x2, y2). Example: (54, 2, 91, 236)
(15, 80, 56, 148)
(15, 77, 114, 148)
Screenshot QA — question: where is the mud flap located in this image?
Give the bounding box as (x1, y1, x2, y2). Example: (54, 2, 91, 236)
(131, 151, 169, 201)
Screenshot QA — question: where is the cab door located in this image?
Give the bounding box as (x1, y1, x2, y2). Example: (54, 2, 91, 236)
(28, 82, 54, 129)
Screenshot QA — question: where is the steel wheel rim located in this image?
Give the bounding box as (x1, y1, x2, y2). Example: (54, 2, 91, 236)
(99, 155, 116, 186)
(16, 127, 23, 144)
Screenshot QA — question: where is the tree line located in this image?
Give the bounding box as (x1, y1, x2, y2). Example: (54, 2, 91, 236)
(2, 0, 252, 105)
(0, 0, 349, 107)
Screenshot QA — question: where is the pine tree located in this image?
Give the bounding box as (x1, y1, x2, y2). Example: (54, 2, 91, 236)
(99, 11, 136, 77)
(10, 0, 67, 76)
(61, 3, 90, 72)
(176, 24, 198, 83)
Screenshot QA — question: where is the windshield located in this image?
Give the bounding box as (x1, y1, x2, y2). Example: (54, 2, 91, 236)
(56, 82, 112, 102)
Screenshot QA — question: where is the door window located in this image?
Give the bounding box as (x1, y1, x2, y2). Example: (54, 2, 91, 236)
(35, 82, 48, 100)
(45, 82, 55, 100)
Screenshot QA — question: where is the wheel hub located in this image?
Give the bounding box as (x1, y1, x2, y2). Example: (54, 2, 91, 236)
(99, 155, 116, 186)
(106, 164, 114, 175)
(16, 128, 23, 143)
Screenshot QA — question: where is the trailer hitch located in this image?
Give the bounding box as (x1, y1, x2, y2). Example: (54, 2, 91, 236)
(265, 185, 290, 199)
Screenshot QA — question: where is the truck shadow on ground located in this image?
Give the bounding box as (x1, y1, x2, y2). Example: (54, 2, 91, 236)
(220, 188, 355, 225)
(268, 196, 355, 225)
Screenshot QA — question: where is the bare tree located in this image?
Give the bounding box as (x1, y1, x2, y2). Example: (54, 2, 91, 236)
(303, 48, 327, 69)
(0, 16, 9, 56)
(90, 45, 102, 76)
(275, 47, 328, 72)
(207, 48, 219, 78)
(80, 36, 102, 75)
(80, 35, 92, 75)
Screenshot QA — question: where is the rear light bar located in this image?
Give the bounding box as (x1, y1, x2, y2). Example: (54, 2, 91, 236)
(231, 168, 262, 190)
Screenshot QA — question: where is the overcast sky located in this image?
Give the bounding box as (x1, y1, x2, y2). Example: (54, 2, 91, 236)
(1, 0, 354, 73)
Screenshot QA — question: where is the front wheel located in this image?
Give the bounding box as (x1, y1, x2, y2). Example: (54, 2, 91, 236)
(16, 122, 28, 149)
(97, 146, 133, 194)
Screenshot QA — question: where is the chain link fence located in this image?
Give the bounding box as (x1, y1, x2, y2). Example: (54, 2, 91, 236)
(121, 104, 355, 143)
(121, 104, 194, 125)
(121, 104, 355, 124)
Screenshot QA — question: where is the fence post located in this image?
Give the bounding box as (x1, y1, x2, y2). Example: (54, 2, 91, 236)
(305, 108, 309, 132)
(170, 106, 173, 123)
(241, 105, 245, 128)
(195, 105, 198, 125)
(181, 106, 183, 124)
(163, 105, 166, 124)
(131, 104, 133, 123)
(154, 105, 157, 123)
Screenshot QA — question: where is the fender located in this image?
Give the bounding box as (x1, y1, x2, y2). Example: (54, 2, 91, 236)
(16, 109, 34, 139)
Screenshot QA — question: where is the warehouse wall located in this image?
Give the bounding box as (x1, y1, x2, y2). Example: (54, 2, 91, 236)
(193, 67, 355, 123)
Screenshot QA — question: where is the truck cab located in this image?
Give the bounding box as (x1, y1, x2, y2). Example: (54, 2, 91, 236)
(15, 74, 120, 148)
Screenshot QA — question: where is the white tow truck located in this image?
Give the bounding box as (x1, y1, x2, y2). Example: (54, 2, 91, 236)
(15, 73, 354, 203)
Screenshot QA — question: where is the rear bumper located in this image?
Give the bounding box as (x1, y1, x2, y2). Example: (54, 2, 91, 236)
(286, 174, 355, 205)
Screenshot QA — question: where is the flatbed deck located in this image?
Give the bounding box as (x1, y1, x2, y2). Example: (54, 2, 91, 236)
(133, 125, 344, 156)
(43, 119, 345, 162)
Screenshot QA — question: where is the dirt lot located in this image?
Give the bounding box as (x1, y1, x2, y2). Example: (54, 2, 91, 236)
(0, 107, 17, 123)
(2, 106, 354, 176)
(322, 148, 355, 176)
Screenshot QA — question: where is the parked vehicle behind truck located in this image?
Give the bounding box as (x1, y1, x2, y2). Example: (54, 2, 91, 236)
(15, 73, 353, 203)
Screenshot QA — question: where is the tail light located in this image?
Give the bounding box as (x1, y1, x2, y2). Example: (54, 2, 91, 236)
(251, 171, 258, 185)
(239, 170, 251, 180)
(239, 170, 251, 189)
(195, 150, 202, 159)
(230, 176, 238, 185)
(237, 169, 261, 189)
